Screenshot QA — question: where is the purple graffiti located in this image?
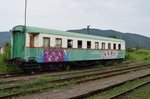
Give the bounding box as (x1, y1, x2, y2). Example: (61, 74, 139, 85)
(43, 49, 64, 62)
(102, 50, 118, 59)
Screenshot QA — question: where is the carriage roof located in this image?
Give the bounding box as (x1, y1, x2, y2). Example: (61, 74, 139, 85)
(12, 25, 125, 43)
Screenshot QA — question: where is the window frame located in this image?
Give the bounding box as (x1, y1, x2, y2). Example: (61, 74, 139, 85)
(55, 38, 62, 48)
(102, 42, 105, 50)
(108, 43, 111, 50)
(95, 42, 99, 49)
(43, 37, 50, 47)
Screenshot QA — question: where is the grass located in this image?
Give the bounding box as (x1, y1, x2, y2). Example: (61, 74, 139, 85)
(0, 78, 75, 97)
(0, 64, 20, 73)
(0, 75, 73, 97)
(121, 83, 150, 99)
(0, 53, 21, 73)
(126, 49, 150, 62)
(87, 75, 150, 99)
(0, 76, 60, 89)
(0, 43, 21, 73)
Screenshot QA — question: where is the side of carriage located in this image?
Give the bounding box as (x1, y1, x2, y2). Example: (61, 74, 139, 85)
(11, 25, 125, 70)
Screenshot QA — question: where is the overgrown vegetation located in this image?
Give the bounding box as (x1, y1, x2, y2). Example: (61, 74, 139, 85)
(0, 42, 20, 73)
(126, 48, 150, 62)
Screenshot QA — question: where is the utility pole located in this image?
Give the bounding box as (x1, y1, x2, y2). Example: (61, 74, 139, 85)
(25, 0, 27, 27)
(87, 25, 90, 34)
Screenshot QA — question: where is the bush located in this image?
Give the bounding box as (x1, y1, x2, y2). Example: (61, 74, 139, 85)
(0, 42, 21, 73)
(135, 50, 149, 55)
(144, 55, 150, 61)
(125, 53, 135, 61)
(126, 48, 136, 53)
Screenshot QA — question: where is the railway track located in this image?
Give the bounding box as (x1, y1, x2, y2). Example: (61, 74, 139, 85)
(0, 63, 147, 79)
(0, 64, 149, 84)
(0, 64, 150, 98)
(71, 74, 150, 99)
(1, 64, 150, 88)
(0, 67, 97, 79)
(0, 67, 100, 84)
(109, 80, 150, 99)
(0, 72, 24, 78)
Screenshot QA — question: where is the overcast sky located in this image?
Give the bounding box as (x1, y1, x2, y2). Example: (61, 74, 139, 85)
(0, 0, 150, 37)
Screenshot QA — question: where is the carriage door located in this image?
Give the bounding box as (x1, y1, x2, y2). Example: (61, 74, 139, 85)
(28, 34, 39, 61)
(12, 32, 24, 58)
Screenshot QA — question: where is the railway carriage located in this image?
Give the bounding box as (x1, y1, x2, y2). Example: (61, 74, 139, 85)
(11, 25, 125, 70)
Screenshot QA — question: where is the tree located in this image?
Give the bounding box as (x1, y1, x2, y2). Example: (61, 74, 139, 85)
(3, 42, 11, 59)
(107, 35, 118, 39)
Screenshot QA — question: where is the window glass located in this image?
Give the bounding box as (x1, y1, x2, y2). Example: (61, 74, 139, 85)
(78, 40, 82, 48)
(67, 39, 73, 48)
(102, 42, 105, 49)
(30, 34, 34, 47)
(108, 43, 111, 49)
(43, 37, 50, 47)
(87, 41, 91, 48)
(95, 42, 99, 49)
(56, 38, 62, 48)
(113, 43, 116, 50)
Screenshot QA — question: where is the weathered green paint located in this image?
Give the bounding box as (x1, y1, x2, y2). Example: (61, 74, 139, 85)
(25, 48, 45, 61)
(66, 50, 102, 61)
(118, 50, 126, 58)
(12, 31, 25, 58)
(25, 48, 125, 62)
(66, 49, 125, 61)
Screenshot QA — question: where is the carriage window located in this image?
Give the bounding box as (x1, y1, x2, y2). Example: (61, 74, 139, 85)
(67, 39, 73, 48)
(95, 42, 99, 49)
(43, 37, 50, 47)
(113, 43, 116, 50)
(108, 43, 111, 49)
(30, 34, 35, 47)
(118, 44, 121, 50)
(102, 42, 105, 49)
(87, 41, 91, 48)
(78, 40, 82, 48)
(56, 38, 62, 48)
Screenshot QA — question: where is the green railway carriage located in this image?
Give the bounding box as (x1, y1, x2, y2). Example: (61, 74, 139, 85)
(11, 25, 125, 65)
